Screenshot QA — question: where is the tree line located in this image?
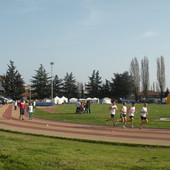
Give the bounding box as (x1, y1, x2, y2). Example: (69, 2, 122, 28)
(0, 56, 169, 101)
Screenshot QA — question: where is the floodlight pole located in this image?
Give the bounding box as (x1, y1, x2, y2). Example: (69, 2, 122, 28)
(50, 62, 54, 103)
(29, 85, 31, 101)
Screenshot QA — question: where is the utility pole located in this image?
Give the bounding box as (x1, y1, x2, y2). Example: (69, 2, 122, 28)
(50, 62, 54, 103)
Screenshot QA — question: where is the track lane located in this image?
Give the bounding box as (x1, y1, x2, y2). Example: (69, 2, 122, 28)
(0, 104, 170, 146)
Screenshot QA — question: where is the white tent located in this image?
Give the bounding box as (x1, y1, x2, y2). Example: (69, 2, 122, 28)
(92, 97, 99, 104)
(61, 96, 68, 103)
(79, 98, 86, 102)
(54, 96, 63, 104)
(69, 98, 78, 102)
(100, 97, 111, 104)
(86, 97, 92, 101)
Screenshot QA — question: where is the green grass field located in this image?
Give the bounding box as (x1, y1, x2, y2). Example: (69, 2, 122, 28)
(34, 103, 170, 128)
(0, 103, 170, 169)
(0, 131, 170, 170)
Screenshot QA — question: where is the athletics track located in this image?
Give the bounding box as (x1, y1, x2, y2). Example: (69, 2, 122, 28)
(0, 104, 170, 146)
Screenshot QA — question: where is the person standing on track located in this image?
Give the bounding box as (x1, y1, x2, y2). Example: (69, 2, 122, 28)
(139, 103, 149, 129)
(33, 100, 36, 109)
(127, 102, 136, 128)
(14, 100, 18, 110)
(27, 102, 34, 120)
(105, 101, 118, 124)
(18, 99, 26, 120)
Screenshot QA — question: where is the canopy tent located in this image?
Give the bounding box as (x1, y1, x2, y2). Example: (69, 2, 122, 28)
(100, 97, 111, 104)
(92, 97, 99, 104)
(54, 96, 63, 104)
(79, 98, 99, 104)
(69, 98, 78, 103)
(86, 97, 92, 101)
(61, 96, 68, 103)
(0, 96, 13, 104)
(79, 98, 86, 103)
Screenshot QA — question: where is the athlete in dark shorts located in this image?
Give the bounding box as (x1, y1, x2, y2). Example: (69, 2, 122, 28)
(115, 102, 127, 128)
(139, 103, 148, 129)
(127, 102, 136, 128)
(18, 99, 26, 120)
(105, 101, 118, 124)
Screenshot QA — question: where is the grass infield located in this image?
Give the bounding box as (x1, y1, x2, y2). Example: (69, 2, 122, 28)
(35, 103, 170, 128)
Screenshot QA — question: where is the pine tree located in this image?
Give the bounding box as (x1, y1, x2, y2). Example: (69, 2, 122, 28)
(31, 64, 51, 99)
(1, 60, 25, 100)
(53, 75, 63, 97)
(85, 70, 102, 98)
(62, 72, 78, 99)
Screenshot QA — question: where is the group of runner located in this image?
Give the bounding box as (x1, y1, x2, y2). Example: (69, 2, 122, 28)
(16, 98, 148, 129)
(105, 101, 148, 129)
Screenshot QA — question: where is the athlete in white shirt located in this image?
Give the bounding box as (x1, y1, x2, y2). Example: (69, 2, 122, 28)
(139, 103, 148, 129)
(127, 102, 136, 128)
(115, 102, 127, 128)
(105, 101, 118, 124)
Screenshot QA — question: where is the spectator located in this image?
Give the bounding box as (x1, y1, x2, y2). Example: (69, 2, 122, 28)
(85, 100, 91, 114)
(75, 101, 81, 114)
(14, 100, 18, 110)
(27, 102, 34, 120)
(18, 99, 26, 120)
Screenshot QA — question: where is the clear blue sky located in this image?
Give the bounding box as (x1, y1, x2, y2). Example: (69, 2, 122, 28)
(0, 0, 170, 89)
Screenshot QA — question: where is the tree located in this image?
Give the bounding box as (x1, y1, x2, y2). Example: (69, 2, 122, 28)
(110, 71, 133, 99)
(85, 70, 102, 98)
(130, 57, 140, 101)
(157, 56, 166, 102)
(1, 60, 25, 100)
(53, 75, 63, 97)
(31, 64, 50, 99)
(62, 72, 78, 99)
(141, 56, 149, 99)
(0, 76, 4, 95)
(77, 82, 84, 98)
(100, 79, 111, 98)
(164, 88, 169, 98)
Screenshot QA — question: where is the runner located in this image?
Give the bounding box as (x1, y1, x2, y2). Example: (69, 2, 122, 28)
(115, 102, 127, 128)
(105, 101, 118, 124)
(127, 102, 136, 128)
(139, 103, 148, 129)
